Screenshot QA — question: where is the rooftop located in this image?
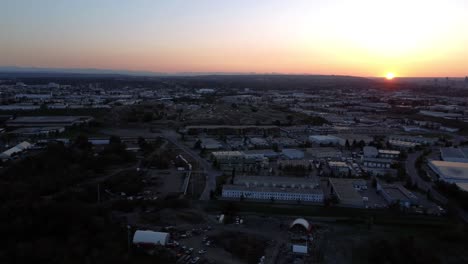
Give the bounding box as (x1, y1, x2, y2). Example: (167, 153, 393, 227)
(429, 160, 468, 181)
(223, 184, 324, 194)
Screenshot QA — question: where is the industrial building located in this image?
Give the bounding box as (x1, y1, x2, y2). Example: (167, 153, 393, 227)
(328, 161, 350, 176)
(328, 178, 367, 207)
(133, 230, 170, 247)
(222, 176, 324, 203)
(388, 135, 437, 145)
(440, 147, 468, 163)
(306, 147, 341, 159)
(308, 135, 341, 145)
(362, 157, 394, 168)
(378, 149, 400, 159)
(377, 182, 418, 207)
(185, 125, 280, 136)
(282, 148, 305, 160)
(363, 146, 400, 159)
(428, 160, 468, 183)
(6, 116, 93, 127)
(0, 141, 32, 161)
(222, 185, 324, 202)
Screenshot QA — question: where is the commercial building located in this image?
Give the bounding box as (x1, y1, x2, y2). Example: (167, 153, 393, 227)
(388, 140, 418, 149)
(6, 116, 93, 127)
(10, 127, 65, 137)
(362, 157, 394, 168)
(222, 185, 324, 203)
(363, 146, 378, 158)
(388, 135, 437, 145)
(282, 149, 305, 160)
(440, 147, 468, 163)
(306, 147, 342, 159)
(222, 176, 323, 203)
(0, 141, 32, 161)
(377, 182, 418, 207)
(328, 178, 367, 207)
(428, 160, 468, 183)
(328, 161, 350, 176)
(308, 135, 341, 145)
(200, 138, 223, 150)
(378, 149, 400, 159)
(133, 230, 170, 247)
(211, 151, 266, 173)
(185, 125, 280, 136)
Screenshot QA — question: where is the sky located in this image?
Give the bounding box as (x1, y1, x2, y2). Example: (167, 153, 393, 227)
(1, 0, 467, 77)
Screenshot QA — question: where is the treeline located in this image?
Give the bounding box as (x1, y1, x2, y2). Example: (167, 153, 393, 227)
(0, 136, 161, 264)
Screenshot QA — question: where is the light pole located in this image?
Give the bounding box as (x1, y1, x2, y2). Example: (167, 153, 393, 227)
(127, 225, 131, 254)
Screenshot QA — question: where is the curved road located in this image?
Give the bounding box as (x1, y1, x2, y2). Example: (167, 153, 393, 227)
(161, 130, 222, 200)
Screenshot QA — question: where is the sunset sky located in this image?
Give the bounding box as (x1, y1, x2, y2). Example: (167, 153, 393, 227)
(1, 0, 467, 77)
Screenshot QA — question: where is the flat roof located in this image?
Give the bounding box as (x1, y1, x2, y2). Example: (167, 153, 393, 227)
(379, 149, 400, 155)
(329, 178, 365, 206)
(234, 175, 319, 187)
(8, 116, 89, 123)
(429, 160, 468, 180)
(212, 151, 243, 156)
(455, 182, 468, 192)
(186, 125, 277, 129)
(223, 184, 324, 195)
(441, 147, 468, 160)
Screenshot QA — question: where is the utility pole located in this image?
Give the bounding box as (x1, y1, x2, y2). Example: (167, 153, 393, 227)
(127, 225, 131, 254)
(97, 183, 101, 204)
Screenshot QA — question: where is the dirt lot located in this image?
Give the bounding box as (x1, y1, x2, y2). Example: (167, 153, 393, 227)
(145, 169, 185, 198)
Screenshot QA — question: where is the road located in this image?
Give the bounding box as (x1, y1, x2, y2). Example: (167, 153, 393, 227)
(161, 130, 222, 200)
(406, 151, 447, 203)
(100, 127, 223, 200)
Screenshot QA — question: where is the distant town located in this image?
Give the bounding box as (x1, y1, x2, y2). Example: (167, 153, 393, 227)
(1, 74, 468, 264)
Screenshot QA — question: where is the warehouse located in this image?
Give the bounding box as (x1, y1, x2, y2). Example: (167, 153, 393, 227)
(308, 135, 341, 145)
(282, 148, 305, 160)
(222, 185, 324, 203)
(6, 116, 93, 127)
(377, 182, 418, 207)
(328, 178, 367, 207)
(440, 147, 468, 163)
(133, 230, 170, 247)
(0, 141, 32, 161)
(428, 160, 468, 183)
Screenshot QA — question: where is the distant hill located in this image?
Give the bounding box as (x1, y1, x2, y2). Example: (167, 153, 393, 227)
(0, 66, 167, 77)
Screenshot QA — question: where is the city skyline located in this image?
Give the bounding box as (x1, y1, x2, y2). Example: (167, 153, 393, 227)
(1, 0, 468, 77)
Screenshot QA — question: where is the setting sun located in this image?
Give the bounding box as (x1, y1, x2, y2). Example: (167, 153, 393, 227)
(386, 72, 395, 80)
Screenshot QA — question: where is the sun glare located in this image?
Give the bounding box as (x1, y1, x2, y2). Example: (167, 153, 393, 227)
(386, 72, 395, 80)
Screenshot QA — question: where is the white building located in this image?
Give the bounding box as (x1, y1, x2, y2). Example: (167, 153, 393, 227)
(378, 149, 400, 159)
(133, 230, 170, 247)
(362, 158, 393, 168)
(222, 185, 323, 202)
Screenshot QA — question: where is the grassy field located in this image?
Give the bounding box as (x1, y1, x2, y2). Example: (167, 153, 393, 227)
(200, 200, 454, 228)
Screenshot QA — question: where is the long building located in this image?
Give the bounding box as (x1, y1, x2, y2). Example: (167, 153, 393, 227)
(222, 176, 323, 203)
(6, 116, 93, 127)
(428, 160, 468, 183)
(222, 185, 324, 202)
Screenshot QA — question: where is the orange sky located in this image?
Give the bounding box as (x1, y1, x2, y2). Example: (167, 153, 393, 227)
(1, 0, 467, 77)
